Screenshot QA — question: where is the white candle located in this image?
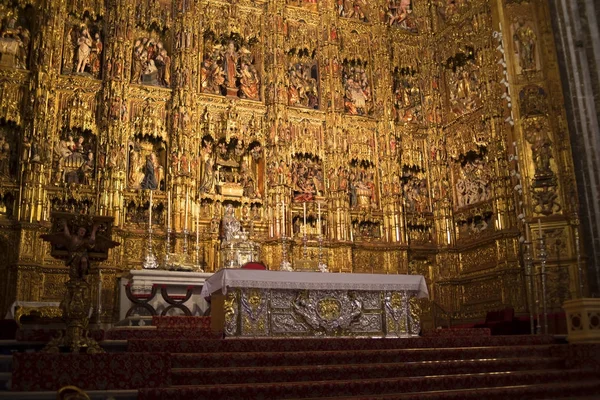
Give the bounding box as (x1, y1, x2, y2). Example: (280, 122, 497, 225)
(317, 203, 321, 235)
(167, 191, 171, 231)
(303, 202, 307, 233)
(98, 270, 102, 313)
(281, 201, 285, 236)
(184, 188, 189, 231)
(196, 202, 200, 251)
(538, 218, 542, 237)
(149, 190, 153, 228)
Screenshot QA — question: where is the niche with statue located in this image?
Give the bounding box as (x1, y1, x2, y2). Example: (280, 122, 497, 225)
(0, 120, 19, 181)
(62, 18, 103, 78)
(127, 135, 167, 191)
(452, 147, 492, 210)
(291, 153, 324, 202)
(348, 159, 377, 209)
(131, 29, 171, 87)
(53, 128, 97, 186)
(210, 136, 263, 200)
(0, 8, 33, 69)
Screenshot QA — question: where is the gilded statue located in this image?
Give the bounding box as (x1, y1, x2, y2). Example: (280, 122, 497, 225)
(223, 41, 239, 92)
(513, 19, 537, 72)
(131, 37, 171, 87)
(0, 17, 29, 69)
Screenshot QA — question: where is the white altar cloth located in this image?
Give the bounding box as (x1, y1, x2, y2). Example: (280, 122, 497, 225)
(201, 269, 429, 299)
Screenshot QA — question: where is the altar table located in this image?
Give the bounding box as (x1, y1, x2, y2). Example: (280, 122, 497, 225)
(201, 269, 429, 338)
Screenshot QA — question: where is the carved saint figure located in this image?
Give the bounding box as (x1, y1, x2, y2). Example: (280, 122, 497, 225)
(388, 0, 415, 31)
(0, 133, 10, 178)
(131, 37, 171, 87)
(140, 153, 159, 190)
(0, 17, 30, 69)
(513, 19, 537, 72)
(76, 26, 93, 73)
(223, 41, 239, 89)
(88, 33, 103, 77)
(201, 46, 225, 94)
(239, 62, 260, 100)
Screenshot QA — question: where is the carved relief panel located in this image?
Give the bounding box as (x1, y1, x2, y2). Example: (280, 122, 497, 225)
(0, 6, 33, 70)
(131, 31, 172, 87)
(127, 135, 166, 191)
(444, 47, 482, 121)
(53, 128, 97, 186)
(62, 18, 103, 78)
(392, 66, 422, 124)
(386, 0, 417, 33)
(201, 8, 263, 100)
(285, 20, 319, 110)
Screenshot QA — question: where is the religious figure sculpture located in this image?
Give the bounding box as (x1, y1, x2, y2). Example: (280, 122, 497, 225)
(455, 159, 491, 208)
(393, 68, 422, 123)
(75, 26, 93, 74)
(343, 63, 371, 115)
(0, 17, 30, 69)
(131, 37, 171, 87)
(222, 204, 241, 242)
(223, 41, 239, 94)
(513, 19, 537, 73)
(239, 62, 260, 100)
(387, 0, 416, 31)
(40, 214, 119, 354)
(0, 133, 11, 178)
(201, 46, 225, 94)
(287, 62, 319, 109)
(338, 0, 367, 22)
(140, 153, 159, 190)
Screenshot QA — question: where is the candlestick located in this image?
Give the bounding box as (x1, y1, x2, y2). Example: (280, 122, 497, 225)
(537, 218, 542, 236)
(143, 190, 158, 269)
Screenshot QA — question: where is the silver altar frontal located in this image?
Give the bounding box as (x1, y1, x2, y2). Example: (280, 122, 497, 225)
(201, 269, 429, 338)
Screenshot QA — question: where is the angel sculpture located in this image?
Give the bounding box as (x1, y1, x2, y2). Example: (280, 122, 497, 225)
(42, 219, 118, 280)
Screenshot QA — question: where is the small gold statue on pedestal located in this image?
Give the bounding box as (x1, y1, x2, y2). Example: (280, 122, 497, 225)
(40, 212, 119, 353)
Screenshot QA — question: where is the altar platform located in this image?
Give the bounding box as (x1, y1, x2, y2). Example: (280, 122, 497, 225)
(201, 269, 429, 338)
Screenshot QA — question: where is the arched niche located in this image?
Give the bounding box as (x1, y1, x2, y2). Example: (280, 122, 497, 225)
(127, 133, 167, 191)
(53, 127, 97, 186)
(0, 5, 34, 70)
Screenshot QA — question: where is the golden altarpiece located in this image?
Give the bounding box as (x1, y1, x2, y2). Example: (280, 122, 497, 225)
(0, 0, 585, 327)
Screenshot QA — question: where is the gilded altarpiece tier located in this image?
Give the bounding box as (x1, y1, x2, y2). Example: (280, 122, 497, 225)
(0, 0, 585, 327)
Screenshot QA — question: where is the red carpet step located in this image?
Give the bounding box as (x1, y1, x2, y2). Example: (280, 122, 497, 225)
(171, 357, 565, 385)
(171, 345, 557, 369)
(128, 334, 556, 353)
(138, 368, 598, 400)
(11, 353, 170, 391)
(293, 380, 600, 400)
